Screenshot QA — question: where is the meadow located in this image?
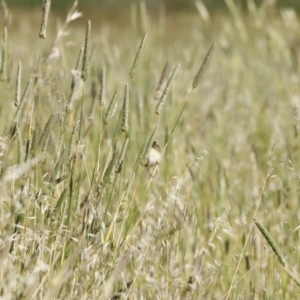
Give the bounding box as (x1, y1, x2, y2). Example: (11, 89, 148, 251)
(1, 0, 300, 299)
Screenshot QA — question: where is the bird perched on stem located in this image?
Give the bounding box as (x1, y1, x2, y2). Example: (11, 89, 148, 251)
(145, 141, 161, 177)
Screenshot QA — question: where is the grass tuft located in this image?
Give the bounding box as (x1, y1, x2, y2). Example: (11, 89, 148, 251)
(1, 3, 300, 298)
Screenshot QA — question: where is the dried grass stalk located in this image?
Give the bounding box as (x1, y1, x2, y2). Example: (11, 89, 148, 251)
(192, 42, 216, 89)
(121, 84, 129, 132)
(140, 2, 148, 32)
(16, 124, 23, 164)
(116, 137, 129, 173)
(39, 0, 51, 39)
(81, 20, 91, 81)
(71, 46, 83, 91)
(99, 67, 106, 106)
(13, 79, 32, 124)
(38, 113, 57, 151)
(30, 128, 37, 158)
(123, 172, 135, 203)
(254, 219, 300, 287)
(68, 121, 80, 160)
(253, 218, 287, 267)
(0, 26, 7, 82)
(129, 32, 147, 79)
(102, 250, 134, 298)
(104, 89, 119, 125)
(53, 187, 69, 216)
(154, 61, 169, 100)
(155, 64, 180, 115)
(283, 267, 300, 287)
(102, 140, 118, 188)
(15, 61, 22, 107)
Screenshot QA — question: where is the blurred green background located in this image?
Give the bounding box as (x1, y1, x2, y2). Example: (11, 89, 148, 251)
(6, 0, 300, 11)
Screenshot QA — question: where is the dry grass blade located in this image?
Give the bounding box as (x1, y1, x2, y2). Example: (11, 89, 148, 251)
(52, 187, 69, 217)
(0, 26, 7, 82)
(102, 250, 134, 298)
(1, 3, 299, 299)
(38, 113, 57, 151)
(13, 79, 32, 124)
(101, 140, 118, 190)
(104, 88, 119, 125)
(155, 63, 180, 115)
(140, 1, 148, 32)
(123, 172, 135, 202)
(121, 84, 129, 132)
(154, 61, 169, 100)
(283, 267, 300, 287)
(41, 248, 81, 300)
(30, 128, 37, 158)
(16, 124, 23, 164)
(116, 137, 129, 173)
(71, 46, 83, 91)
(99, 67, 106, 106)
(15, 61, 22, 107)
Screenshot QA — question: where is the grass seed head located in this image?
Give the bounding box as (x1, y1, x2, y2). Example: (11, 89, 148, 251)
(129, 32, 147, 79)
(192, 42, 216, 89)
(0, 26, 7, 82)
(39, 0, 51, 39)
(99, 67, 106, 106)
(81, 20, 91, 81)
(121, 84, 129, 132)
(155, 63, 180, 115)
(254, 218, 287, 267)
(15, 61, 22, 107)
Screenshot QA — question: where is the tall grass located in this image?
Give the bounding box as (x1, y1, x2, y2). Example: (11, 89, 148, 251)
(1, 0, 300, 299)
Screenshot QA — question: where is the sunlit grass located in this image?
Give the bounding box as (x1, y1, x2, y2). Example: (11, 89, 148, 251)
(1, 1, 300, 299)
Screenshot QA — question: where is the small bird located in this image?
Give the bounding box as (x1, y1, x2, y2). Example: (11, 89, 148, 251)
(145, 141, 161, 176)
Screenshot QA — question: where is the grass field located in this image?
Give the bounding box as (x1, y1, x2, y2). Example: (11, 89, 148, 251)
(1, 0, 300, 299)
